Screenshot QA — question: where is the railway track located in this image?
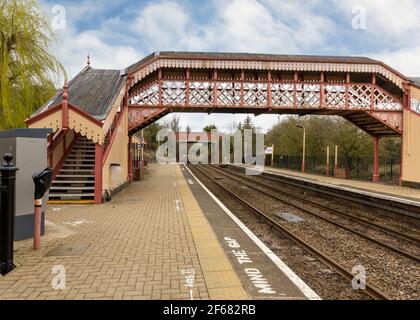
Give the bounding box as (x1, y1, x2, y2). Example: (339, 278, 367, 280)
(189, 164, 391, 300)
(208, 165, 420, 262)
(237, 166, 420, 221)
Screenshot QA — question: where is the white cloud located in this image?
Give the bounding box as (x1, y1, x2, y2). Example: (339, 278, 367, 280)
(53, 30, 141, 79)
(372, 46, 420, 77)
(334, 0, 420, 45)
(131, 0, 336, 54)
(43, 0, 419, 131)
(133, 1, 192, 50)
(159, 113, 281, 133)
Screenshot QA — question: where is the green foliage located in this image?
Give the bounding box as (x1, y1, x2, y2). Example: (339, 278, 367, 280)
(142, 122, 164, 150)
(266, 116, 401, 160)
(238, 115, 255, 131)
(203, 124, 217, 133)
(0, 0, 65, 129)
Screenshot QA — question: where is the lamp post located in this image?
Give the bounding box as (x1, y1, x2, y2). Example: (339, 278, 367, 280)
(326, 146, 330, 176)
(296, 125, 306, 173)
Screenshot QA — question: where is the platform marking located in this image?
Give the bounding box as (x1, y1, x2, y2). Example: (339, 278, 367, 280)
(65, 219, 93, 228)
(225, 237, 277, 295)
(188, 179, 194, 185)
(182, 269, 196, 301)
(175, 200, 182, 212)
(184, 164, 321, 300)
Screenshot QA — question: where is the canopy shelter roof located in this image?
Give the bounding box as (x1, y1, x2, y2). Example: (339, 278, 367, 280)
(34, 66, 127, 121)
(410, 77, 420, 86)
(126, 51, 382, 74)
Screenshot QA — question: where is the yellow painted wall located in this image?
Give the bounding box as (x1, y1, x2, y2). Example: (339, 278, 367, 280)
(66, 130, 76, 149)
(102, 108, 129, 193)
(28, 109, 62, 132)
(412, 86, 420, 101)
(102, 86, 125, 134)
(68, 109, 105, 145)
(51, 130, 77, 169)
(402, 109, 420, 183)
(52, 139, 64, 169)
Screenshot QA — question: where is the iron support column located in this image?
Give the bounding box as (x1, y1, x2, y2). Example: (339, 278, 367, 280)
(0, 154, 18, 276)
(373, 137, 380, 183)
(95, 144, 103, 204)
(128, 135, 133, 182)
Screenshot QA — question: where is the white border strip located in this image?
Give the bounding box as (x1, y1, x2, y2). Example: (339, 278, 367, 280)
(238, 165, 420, 208)
(183, 164, 321, 301)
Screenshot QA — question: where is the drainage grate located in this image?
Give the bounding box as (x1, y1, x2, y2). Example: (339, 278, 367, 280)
(47, 244, 89, 257)
(275, 212, 304, 223)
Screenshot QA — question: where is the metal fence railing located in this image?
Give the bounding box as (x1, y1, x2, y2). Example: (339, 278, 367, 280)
(267, 155, 401, 184)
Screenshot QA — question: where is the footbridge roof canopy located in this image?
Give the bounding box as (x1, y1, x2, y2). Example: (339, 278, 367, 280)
(27, 51, 420, 139)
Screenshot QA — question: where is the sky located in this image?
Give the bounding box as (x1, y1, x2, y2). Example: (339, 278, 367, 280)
(41, 0, 420, 132)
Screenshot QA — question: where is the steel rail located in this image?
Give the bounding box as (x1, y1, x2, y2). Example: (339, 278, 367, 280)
(217, 166, 420, 246)
(237, 166, 420, 221)
(206, 165, 420, 263)
(190, 165, 391, 301)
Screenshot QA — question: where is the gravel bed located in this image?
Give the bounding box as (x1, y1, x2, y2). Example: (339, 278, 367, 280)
(193, 165, 420, 300)
(189, 165, 371, 300)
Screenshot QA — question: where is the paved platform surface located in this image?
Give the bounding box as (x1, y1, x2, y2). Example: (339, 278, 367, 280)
(182, 165, 317, 300)
(0, 164, 315, 300)
(239, 165, 420, 205)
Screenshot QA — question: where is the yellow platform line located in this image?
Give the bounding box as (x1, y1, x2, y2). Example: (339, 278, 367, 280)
(176, 167, 248, 300)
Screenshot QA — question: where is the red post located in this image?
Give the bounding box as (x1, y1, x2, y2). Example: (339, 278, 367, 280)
(293, 72, 298, 109)
(186, 69, 190, 107)
(240, 69, 245, 107)
(33, 200, 42, 250)
(62, 81, 69, 129)
(373, 136, 380, 183)
(212, 69, 218, 107)
(267, 71, 272, 109)
(128, 135, 133, 182)
(345, 73, 350, 109)
(326, 146, 330, 176)
(95, 143, 103, 204)
(371, 74, 376, 111)
(48, 134, 53, 168)
(158, 69, 163, 107)
(320, 72, 325, 108)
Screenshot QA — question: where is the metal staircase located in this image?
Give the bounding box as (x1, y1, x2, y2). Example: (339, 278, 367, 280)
(48, 137, 96, 204)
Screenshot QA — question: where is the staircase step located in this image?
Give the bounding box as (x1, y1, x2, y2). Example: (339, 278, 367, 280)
(62, 164, 95, 168)
(48, 193, 95, 198)
(56, 175, 95, 178)
(65, 160, 95, 164)
(67, 156, 96, 159)
(50, 186, 95, 191)
(60, 169, 95, 173)
(52, 181, 95, 184)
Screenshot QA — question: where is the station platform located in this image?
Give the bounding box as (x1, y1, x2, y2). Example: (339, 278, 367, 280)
(237, 165, 420, 208)
(0, 164, 318, 300)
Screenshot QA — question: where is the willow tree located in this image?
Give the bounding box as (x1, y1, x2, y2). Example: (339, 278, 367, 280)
(0, 0, 65, 129)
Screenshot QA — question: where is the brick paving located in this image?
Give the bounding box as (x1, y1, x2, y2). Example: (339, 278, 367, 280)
(0, 164, 247, 300)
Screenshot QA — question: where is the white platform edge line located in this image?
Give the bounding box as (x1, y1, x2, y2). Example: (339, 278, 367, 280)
(237, 164, 420, 208)
(183, 164, 321, 301)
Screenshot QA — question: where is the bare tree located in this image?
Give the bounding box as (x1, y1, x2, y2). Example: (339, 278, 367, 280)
(165, 115, 181, 132)
(225, 120, 238, 134)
